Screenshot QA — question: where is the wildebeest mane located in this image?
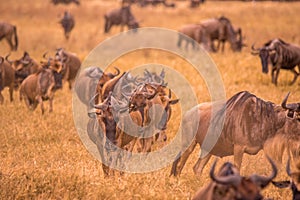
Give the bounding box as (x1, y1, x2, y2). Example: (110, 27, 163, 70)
(263, 38, 289, 47)
(225, 91, 275, 115)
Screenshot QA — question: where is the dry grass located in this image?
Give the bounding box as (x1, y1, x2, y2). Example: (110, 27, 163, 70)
(0, 0, 300, 199)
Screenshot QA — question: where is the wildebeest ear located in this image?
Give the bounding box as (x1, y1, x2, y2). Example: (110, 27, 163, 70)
(271, 181, 291, 188)
(0, 57, 4, 64)
(170, 99, 179, 105)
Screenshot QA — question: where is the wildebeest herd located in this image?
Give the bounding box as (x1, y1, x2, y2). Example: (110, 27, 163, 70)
(0, 1, 299, 199)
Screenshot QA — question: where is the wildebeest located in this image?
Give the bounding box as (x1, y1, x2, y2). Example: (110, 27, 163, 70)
(0, 56, 15, 104)
(193, 157, 277, 200)
(19, 61, 63, 114)
(0, 22, 18, 51)
(51, 0, 80, 5)
(201, 16, 243, 52)
(59, 11, 75, 40)
(251, 38, 300, 86)
(177, 24, 203, 50)
(6, 52, 40, 89)
(170, 91, 300, 176)
(178, 17, 244, 52)
(104, 5, 140, 33)
(138, 0, 176, 7)
(272, 158, 300, 200)
(55, 48, 81, 90)
(190, 0, 205, 8)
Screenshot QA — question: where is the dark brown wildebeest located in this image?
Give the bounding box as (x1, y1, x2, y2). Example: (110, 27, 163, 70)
(272, 158, 300, 200)
(170, 91, 300, 177)
(0, 56, 15, 104)
(251, 38, 300, 86)
(51, 0, 80, 5)
(6, 52, 40, 89)
(0, 22, 18, 51)
(55, 48, 81, 90)
(104, 5, 139, 33)
(19, 61, 63, 114)
(193, 158, 277, 200)
(59, 11, 75, 40)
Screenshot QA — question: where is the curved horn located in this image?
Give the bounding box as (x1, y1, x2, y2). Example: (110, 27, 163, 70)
(210, 159, 242, 186)
(286, 157, 291, 176)
(94, 92, 112, 110)
(89, 93, 99, 107)
(43, 52, 50, 60)
(250, 155, 278, 188)
(251, 43, 260, 54)
(113, 67, 120, 77)
(101, 72, 126, 101)
(5, 53, 13, 64)
(281, 92, 298, 111)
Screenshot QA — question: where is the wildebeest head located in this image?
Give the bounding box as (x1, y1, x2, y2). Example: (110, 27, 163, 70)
(251, 44, 271, 74)
(128, 19, 139, 32)
(210, 157, 277, 200)
(41, 53, 63, 90)
(281, 92, 300, 119)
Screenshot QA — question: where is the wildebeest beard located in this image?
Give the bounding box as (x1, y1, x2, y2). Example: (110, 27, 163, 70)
(259, 49, 270, 74)
(53, 71, 63, 90)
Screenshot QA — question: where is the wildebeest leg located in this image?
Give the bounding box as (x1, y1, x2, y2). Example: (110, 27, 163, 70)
(271, 67, 276, 84)
(193, 154, 212, 176)
(68, 80, 73, 90)
(177, 35, 182, 48)
(36, 96, 45, 114)
(221, 41, 225, 53)
(5, 35, 14, 51)
(289, 68, 299, 85)
(49, 98, 53, 113)
(9, 85, 13, 102)
(274, 67, 280, 86)
(0, 92, 4, 104)
(120, 24, 124, 32)
(233, 144, 245, 170)
(171, 140, 197, 176)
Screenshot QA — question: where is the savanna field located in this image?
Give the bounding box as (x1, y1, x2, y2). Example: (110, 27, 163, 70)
(0, 0, 300, 199)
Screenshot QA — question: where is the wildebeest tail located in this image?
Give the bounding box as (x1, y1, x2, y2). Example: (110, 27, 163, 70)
(104, 15, 109, 33)
(13, 26, 18, 51)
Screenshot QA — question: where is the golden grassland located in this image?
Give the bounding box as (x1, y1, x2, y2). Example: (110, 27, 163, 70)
(0, 0, 300, 199)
